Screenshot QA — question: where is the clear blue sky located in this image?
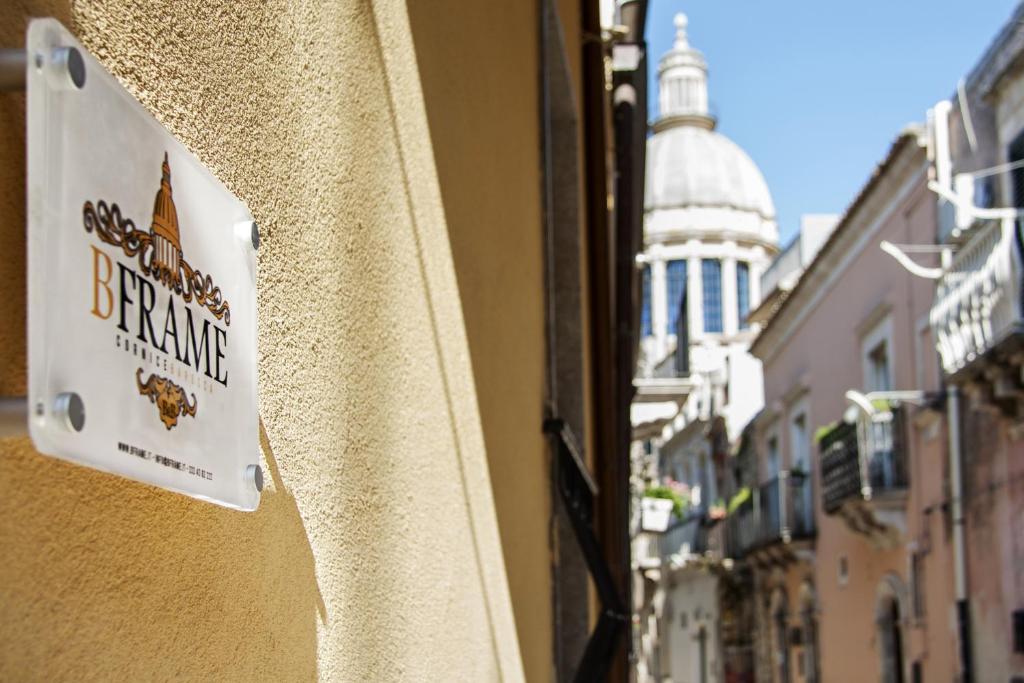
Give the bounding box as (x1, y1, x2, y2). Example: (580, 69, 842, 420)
(645, 1, 1020, 244)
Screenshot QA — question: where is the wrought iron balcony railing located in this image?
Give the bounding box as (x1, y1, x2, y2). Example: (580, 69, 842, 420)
(659, 514, 708, 559)
(725, 471, 815, 559)
(819, 404, 908, 515)
(930, 216, 1024, 378)
(633, 530, 662, 569)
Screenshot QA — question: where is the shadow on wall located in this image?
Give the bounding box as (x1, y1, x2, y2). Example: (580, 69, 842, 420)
(403, 2, 552, 680)
(0, 5, 325, 681)
(362, 0, 507, 669)
(0, 435, 325, 682)
(1, 0, 517, 680)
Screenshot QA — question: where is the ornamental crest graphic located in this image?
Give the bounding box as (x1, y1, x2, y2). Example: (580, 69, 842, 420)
(82, 153, 231, 429)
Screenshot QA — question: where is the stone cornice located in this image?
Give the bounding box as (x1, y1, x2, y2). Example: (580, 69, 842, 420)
(651, 114, 716, 133)
(644, 227, 779, 254)
(966, 2, 1024, 100)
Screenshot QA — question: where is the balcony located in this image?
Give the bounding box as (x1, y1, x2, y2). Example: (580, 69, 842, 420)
(930, 216, 1024, 409)
(819, 404, 908, 545)
(725, 472, 815, 564)
(634, 313, 693, 405)
(631, 513, 720, 575)
(660, 514, 709, 560)
(633, 530, 663, 571)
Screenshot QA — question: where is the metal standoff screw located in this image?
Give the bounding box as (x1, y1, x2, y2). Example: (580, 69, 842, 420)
(51, 46, 85, 89)
(53, 392, 85, 432)
(234, 220, 260, 251)
(0, 49, 27, 91)
(0, 397, 29, 438)
(245, 464, 264, 492)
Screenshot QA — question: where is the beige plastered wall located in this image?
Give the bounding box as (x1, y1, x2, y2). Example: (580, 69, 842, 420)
(0, 1, 545, 680)
(408, 0, 590, 679)
(756, 149, 957, 682)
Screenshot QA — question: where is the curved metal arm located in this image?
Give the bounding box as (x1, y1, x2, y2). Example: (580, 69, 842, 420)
(880, 240, 944, 280)
(928, 180, 1024, 221)
(844, 389, 875, 418)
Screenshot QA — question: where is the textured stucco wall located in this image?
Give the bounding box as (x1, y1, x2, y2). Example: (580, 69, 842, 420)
(0, 1, 528, 680)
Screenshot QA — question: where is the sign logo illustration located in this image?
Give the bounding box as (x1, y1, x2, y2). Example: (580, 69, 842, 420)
(136, 368, 198, 429)
(83, 153, 232, 429)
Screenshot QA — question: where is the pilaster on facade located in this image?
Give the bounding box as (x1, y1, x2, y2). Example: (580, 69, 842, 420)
(749, 249, 765, 308)
(651, 257, 668, 356)
(722, 253, 739, 336)
(687, 253, 703, 339)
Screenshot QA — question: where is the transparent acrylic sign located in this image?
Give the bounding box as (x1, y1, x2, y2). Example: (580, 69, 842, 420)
(26, 19, 261, 510)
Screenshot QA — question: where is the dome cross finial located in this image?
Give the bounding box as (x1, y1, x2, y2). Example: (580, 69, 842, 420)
(673, 13, 689, 49)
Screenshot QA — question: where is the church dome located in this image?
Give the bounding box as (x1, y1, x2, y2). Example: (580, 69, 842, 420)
(645, 13, 775, 223)
(645, 126, 775, 219)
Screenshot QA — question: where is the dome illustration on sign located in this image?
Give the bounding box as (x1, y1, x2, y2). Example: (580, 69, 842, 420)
(150, 153, 183, 289)
(82, 153, 232, 325)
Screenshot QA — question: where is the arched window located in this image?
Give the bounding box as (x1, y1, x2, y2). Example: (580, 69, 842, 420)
(770, 587, 791, 683)
(876, 575, 908, 683)
(799, 582, 820, 683)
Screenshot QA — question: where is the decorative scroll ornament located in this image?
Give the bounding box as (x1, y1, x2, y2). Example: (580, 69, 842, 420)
(136, 369, 197, 430)
(82, 152, 231, 325)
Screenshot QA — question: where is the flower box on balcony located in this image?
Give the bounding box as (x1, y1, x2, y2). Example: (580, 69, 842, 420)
(641, 496, 675, 532)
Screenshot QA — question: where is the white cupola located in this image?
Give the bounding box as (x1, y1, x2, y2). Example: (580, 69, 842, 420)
(657, 13, 713, 131)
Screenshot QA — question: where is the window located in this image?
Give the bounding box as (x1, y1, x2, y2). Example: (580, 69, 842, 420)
(790, 408, 813, 530)
(736, 261, 750, 329)
(861, 314, 894, 392)
(868, 342, 892, 392)
(910, 551, 926, 619)
(1014, 609, 1024, 653)
(641, 265, 651, 337)
(666, 260, 687, 336)
(1009, 129, 1024, 210)
(702, 259, 723, 333)
(791, 413, 808, 472)
(766, 435, 780, 480)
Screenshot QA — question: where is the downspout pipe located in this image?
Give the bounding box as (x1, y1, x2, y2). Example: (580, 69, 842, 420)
(947, 385, 973, 682)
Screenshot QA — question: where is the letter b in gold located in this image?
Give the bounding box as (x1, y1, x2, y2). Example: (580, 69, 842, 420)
(91, 245, 113, 320)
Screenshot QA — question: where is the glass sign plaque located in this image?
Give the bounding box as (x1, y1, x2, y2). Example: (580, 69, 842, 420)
(26, 19, 262, 510)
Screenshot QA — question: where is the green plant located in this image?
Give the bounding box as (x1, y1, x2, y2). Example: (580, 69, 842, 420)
(813, 421, 840, 444)
(644, 485, 688, 519)
(871, 397, 892, 412)
(727, 486, 751, 514)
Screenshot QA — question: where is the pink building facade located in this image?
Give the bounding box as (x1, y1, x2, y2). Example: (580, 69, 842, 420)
(742, 131, 959, 682)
